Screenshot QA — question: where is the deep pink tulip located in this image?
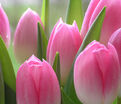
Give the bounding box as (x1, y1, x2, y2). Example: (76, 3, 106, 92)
(109, 28, 121, 96)
(81, 0, 121, 44)
(13, 8, 43, 63)
(74, 41, 120, 104)
(0, 4, 10, 48)
(47, 18, 82, 84)
(16, 55, 61, 104)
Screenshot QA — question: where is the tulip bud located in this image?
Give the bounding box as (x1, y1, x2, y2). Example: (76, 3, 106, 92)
(13, 8, 43, 63)
(16, 55, 61, 104)
(109, 28, 121, 96)
(0, 4, 10, 48)
(81, 0, 121, 44)
(47, 18, 82, 85)
(74, 41, 120, 104)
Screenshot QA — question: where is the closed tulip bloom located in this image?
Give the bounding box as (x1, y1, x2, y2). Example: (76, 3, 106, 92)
(0, 4, 10, 48)
(74, 41, 120, 104)
(109, 28, 121, 96)
(47, 18, 82, 84)
(16, 55, 61, 104)
(81, 0, 121, 44)
(14, 8, 43, 63)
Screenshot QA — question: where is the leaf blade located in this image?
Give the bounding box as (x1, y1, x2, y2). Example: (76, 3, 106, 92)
(52, 52, 61, 85)
(0, 64, 5, 104)
(41, 0, 49, 37)
(61, 87, 75, 104)
(37, 22, 48, 60)
(64, 7, 106, 104)
(0, 37, 16, 92)
(66, 0, 83, 29)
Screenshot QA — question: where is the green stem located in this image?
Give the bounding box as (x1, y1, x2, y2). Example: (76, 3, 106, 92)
(117, 97, 121, 104)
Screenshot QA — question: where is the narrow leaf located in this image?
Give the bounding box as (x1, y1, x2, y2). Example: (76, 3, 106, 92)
(0, 64, 5, 104)
(41, 0, 49, 37)
(77, 7, 106, 54)
(0, 37, 16, 92)
(64, 7, 106, 104)
(61, 87, 75, 104)
(66, 0, 83, 29)
(37, 22, 48, 60)
(52, 52, 61, 85)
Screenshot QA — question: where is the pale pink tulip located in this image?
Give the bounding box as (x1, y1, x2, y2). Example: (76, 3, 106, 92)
(0, 4, 10, 47)
(81, 0, 121, 44)
(47, 18, 82, 84)
(13, 8, 43, 63)
(109, 28, 121, 96)
(16, 55, 61, 104)
(74, 41, 120, 104)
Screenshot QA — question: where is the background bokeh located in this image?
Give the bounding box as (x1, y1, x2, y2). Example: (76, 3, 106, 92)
(0, 0, 90, 39)
(0, 0, 90, 74)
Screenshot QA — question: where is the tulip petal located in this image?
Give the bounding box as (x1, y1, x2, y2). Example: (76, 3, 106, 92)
(39, 60, 61, 104)
(89, 0, 121, 44)
(46, 18, 63, 61)
(93, 43, 120, 104)
(0, 5, 10, 47)
(49, 23, 81, 84)
(16, 62, 39, 104)
(14, 8, 43, 63)
(74, 44, 103, 104)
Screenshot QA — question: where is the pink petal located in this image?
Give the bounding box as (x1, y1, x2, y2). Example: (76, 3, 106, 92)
(89, 0, 121, 44)
(74, 42, 103, 104)
(80, 0, 100, 39)
(93, 43, 120, 104)
(49, 22, 81, 84)
(16, 62, 39, 104)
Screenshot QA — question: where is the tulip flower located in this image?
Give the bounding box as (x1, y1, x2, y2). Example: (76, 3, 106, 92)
(13, 8, 43, 63)
(16, 55, 61, 104)
(74, 41, 120, 104)
(0, 4, 10, 48)
(47, 18, 82, 85)
(109, 28, 121, 96)
(81, 0, 121, 44)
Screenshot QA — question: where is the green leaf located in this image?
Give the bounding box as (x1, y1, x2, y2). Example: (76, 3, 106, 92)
(64, 7, 106, 104)
(0, 37, 16, 92)
(52, 52, 61, 85)
(117, 97, 121, 104)
(61, 87, 75, 104)
(77, 7, 106, 53)
(66, 0, 83, 29)
(5, 84, 16, 104)
(37, 22, 48, 60)
(0, 64, 5, 104)
(41, 0, 49, 37)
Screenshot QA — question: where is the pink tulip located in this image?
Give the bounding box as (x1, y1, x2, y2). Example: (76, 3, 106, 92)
(109, 28, 121, 96)
(47, 18, 82, 85)
(0, 4, 10, 48)
(81, 0, 121, 45)
(16, 55, 61, 104)
(74, 41, 120, 104)
(13, 8, 43, 63)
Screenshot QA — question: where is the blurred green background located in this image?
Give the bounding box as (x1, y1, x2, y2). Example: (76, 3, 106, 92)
(0, 0, 89, 75)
